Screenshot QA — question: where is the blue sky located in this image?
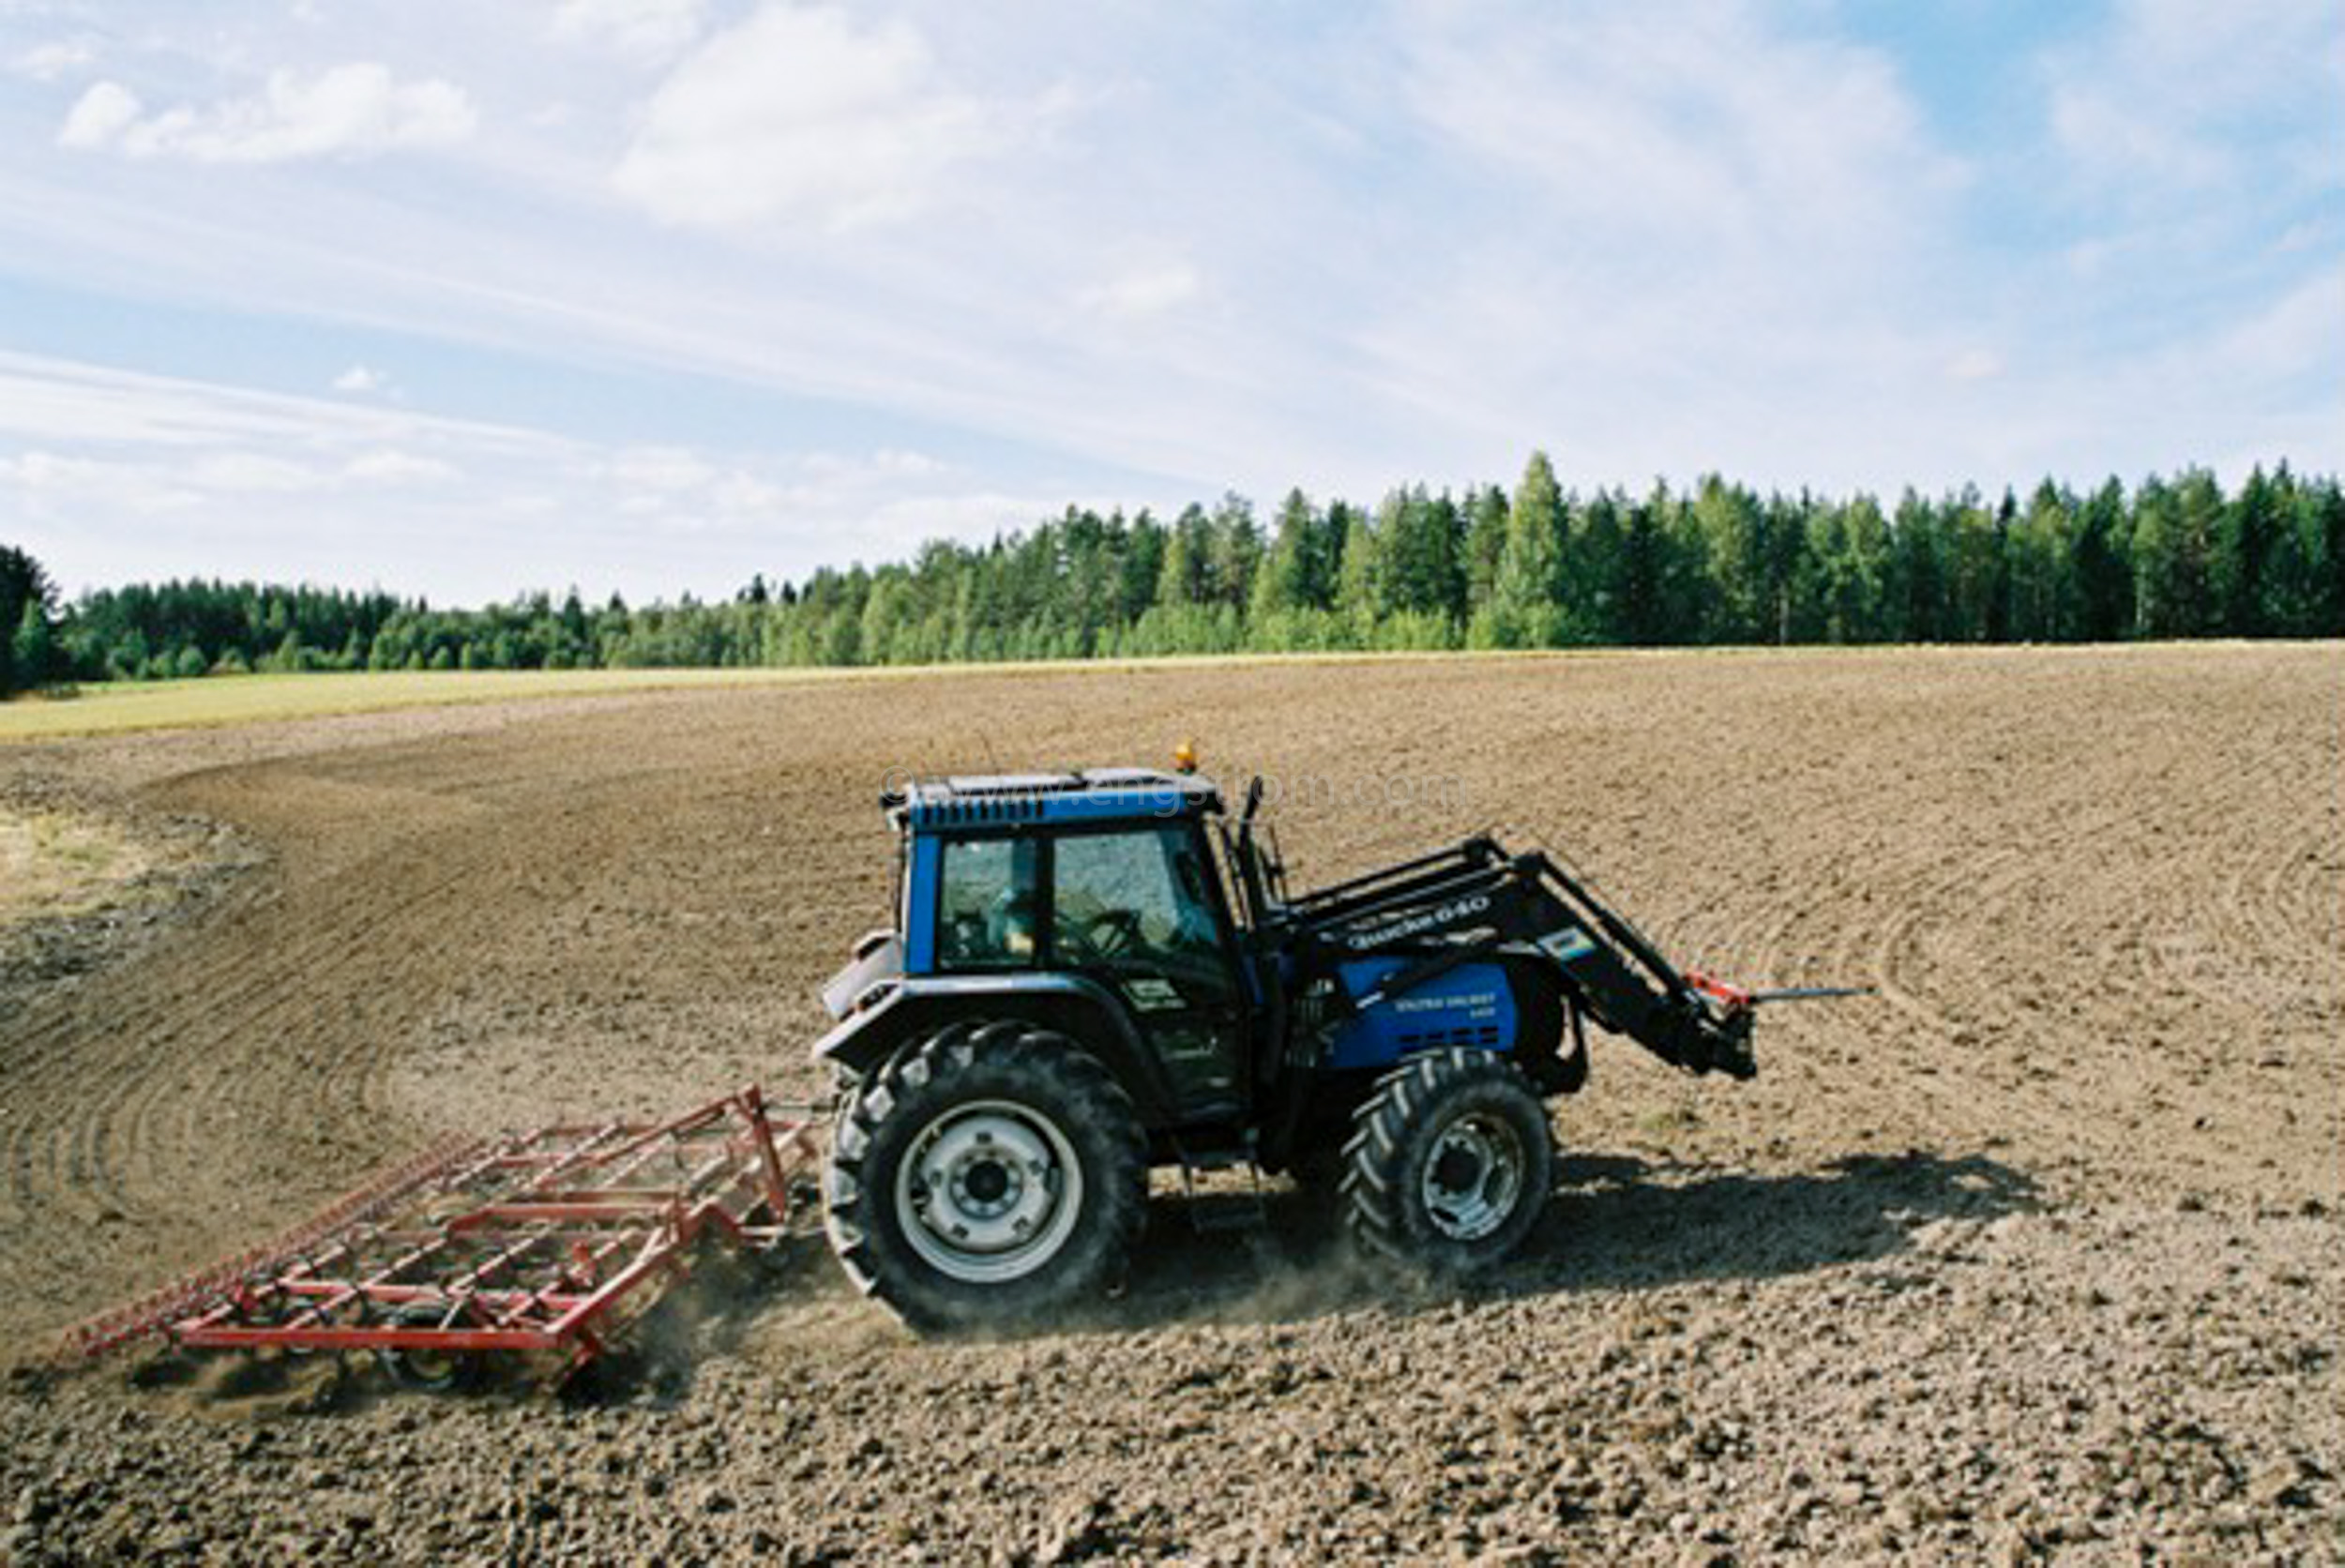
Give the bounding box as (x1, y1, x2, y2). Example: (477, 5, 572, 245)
(2, 0, 2338, 605)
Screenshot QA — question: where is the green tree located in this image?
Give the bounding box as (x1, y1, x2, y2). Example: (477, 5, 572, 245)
(1, 545, 56, 696)
(1613, 486, 1676, 645)
(1206, 493, 1263, 615)
(1461, 484, 1509, 612)
(860, 569, 912, 664)
(2290, 475, 2345, 636)
(23, 464, 2340, 681)
(1844, 494, 1893, 642)
(1333, 501, 1381, 638)
(2009, 481, 2073, 642)
(1384, 488, 1465, 626)
(2070, 478, 2132, 641)
(1986, 488, 2018, 643)
(1482, 452, 1566, 647)
(1565, 490, 1627, 644)
(1156, 505, 1212, 610)
(1765, 491, 1818, 643)
(13, 598, 58, 690)
(2134, 471, 2220, 638)
(1116, 511, 1167, 625)
(1660, 482, 1717, 644)
(1251, 490, 1319, 622)
(1690, 475, 1766, 643)
(1889, 490, 1944, 641)
(559, 590, 592, 663)
(1812, 495, 1889, 643)
(1944, 488, 2003, 642)
(2218, 466, 2280, 636)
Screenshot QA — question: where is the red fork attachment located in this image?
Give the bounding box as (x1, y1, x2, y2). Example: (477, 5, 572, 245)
(1683, 970, 1755, 1015)
(1686, 970, 1875, 1010)
(54, 1085, 824, 1385)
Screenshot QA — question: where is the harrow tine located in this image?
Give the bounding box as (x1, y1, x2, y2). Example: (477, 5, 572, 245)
(53, 1087, 821, 1384)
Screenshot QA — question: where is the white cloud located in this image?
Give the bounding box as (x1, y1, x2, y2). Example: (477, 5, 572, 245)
(332, 363, 389, 395)
(56, 80, 141, 149)
(0, 448, 203, 521)
(593, 444, 946, 533)
(0, 352, 1071, 601)
(1079, 262, 1203, 322)
(187, 451, 318, 492)
(345, 449, 455, 484)
(1336, 1, 1978, 489)
(611, 5, 1006, 232)
(602, 445, 718, 493)
(0, 449, 140, 494)
(2210, 266, 2345, 386)
(2050, 0, 2345, 196)
(0, 351, 557, 463)
(6, 4, 2336, 600)
(552, 0, 706, 65)
(1946, 348, 2005, 383)
(11, 37, 97, 82)
(708, 470, 782, 514)
(870, 448, 942, 478)
(57, 64, 477, 164)
(2052, 83, 2218, 188)
(1397, 4, 1956, 279)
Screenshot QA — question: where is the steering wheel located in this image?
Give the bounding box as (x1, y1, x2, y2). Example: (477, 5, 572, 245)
(1066, 908, 1143, 961)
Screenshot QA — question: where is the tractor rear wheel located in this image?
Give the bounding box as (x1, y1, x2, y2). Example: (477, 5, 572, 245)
(1339, 1049, 1553, 1279)
(825, 1020, 1147, 1332)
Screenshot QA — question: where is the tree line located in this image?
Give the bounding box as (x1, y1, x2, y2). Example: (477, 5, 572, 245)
(4, 458, 2338, 695)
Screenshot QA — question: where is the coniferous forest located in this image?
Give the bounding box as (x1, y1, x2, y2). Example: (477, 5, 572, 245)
(5, 457, 2339, 697)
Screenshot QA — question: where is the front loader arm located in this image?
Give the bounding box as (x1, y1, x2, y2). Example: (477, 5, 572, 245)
(1513, 852, 1757, 1078)
(1290, 839, 1758, 1079)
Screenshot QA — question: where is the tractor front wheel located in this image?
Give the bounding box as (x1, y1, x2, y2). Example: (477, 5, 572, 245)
(1339, 1049, 1553, 1279)
(825, 1021, 1147, 1332)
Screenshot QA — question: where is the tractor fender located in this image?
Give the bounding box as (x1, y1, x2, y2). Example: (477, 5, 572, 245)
(809, 972, 1180, 1125)
(1492, 949, 1588, 1094)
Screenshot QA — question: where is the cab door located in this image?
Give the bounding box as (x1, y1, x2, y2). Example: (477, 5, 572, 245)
(1048, 824, 1248, 1122)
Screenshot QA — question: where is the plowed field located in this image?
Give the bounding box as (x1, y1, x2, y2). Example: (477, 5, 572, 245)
(2, 645, 2338, 1563)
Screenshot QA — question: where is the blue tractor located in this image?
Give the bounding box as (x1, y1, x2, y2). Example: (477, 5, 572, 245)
(813, 761, 1781, 1330)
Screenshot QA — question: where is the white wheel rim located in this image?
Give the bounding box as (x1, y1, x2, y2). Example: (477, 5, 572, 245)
(895, 1100, 1085, 1283)
(1420, 1111, 1525, 1242)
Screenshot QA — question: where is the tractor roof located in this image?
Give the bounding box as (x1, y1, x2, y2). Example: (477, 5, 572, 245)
(885, 768, 1222, 831)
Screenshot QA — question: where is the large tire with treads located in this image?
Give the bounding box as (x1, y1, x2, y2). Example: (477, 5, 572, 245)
(824, 1020, 1148, 1332)
(1339, 1048, 1553, 1279)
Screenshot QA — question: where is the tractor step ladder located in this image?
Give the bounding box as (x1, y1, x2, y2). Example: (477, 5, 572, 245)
(1167, 1138, 1272, 1236)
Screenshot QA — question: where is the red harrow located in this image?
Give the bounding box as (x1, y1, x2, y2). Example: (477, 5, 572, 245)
(56, 1087, 822, 1388)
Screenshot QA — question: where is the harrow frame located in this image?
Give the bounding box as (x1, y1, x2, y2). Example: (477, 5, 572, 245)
(58, 1086, 822, 1383)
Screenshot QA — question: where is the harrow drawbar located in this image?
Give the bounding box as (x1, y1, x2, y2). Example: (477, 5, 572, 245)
(56, 1086, 823, 1385)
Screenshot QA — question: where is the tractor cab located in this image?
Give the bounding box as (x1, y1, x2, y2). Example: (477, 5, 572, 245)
(818, 768, 1263, 1130)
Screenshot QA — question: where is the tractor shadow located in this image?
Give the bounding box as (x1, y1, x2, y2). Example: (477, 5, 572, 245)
(1103, 1148, 2042, 1332)
(1507, 1148, 2040, 1295)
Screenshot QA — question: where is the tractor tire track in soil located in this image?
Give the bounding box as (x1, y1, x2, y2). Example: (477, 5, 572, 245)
(1, 645, 2337, 1564)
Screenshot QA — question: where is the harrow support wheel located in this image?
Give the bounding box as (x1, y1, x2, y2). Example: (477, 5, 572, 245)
(1339, 1048, 1554, 1279)
(824, 1020, 1147, 1332)
(376, 1304, 480, 1395)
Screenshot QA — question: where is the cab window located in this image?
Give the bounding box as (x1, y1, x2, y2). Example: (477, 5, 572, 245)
(936, 837, 1040, 967)
(1051, 827, 1233, 999)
